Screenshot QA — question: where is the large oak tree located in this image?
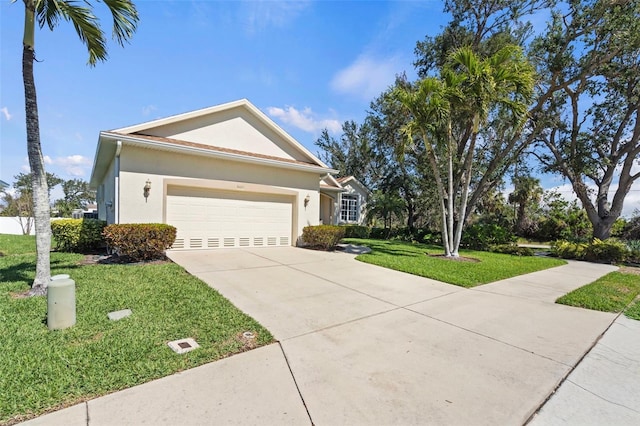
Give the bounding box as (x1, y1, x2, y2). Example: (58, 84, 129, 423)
(530, 0, 640, 239)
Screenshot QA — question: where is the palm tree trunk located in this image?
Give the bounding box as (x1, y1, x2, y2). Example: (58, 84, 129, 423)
(423, 131, 451, 256)
(447, 124, 455, 256)
(452, 128, 478, 256)
(23, 18, 51, 295)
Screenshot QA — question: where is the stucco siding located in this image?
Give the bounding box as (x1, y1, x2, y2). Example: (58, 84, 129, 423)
(97, 157, 116, 223)
(117, 146, 321, 239)
(135, 107, 309, 162)
(339, 182, 369, 225)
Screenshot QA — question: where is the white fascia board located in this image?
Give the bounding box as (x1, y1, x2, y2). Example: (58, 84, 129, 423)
(113, 99, 248, 133)
(112, 98, 330, 169)
(100, 132, 339, 175)
(89, 135, 117, 188)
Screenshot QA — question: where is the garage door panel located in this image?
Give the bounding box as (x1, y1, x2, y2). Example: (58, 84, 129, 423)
(166, 187, 293, 250)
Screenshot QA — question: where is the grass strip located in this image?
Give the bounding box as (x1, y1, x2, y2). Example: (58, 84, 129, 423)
(556, 271, 640, 316)
(344, 238, 566, 288)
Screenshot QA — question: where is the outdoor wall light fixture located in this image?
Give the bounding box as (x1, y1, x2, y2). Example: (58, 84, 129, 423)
(143, 179, 151, 200)
(304, 194, 310, 208)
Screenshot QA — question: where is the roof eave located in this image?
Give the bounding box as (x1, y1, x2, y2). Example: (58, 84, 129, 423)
(99, 132, 338, 175)
(111, 99, 331, 169)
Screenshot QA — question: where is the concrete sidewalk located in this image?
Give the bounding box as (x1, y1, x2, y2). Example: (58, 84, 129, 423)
(529, 315, 640, 425)
(20, 249, 635, 425)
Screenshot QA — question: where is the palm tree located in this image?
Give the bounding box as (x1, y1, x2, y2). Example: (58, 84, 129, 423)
(22, 0, 138, 295)
(447, 45, 534, 255)
(508, 176, 543, 235)
(394, 76, 460, 256)
(395, 45, 534, 257)
(365, 190, 405, 234)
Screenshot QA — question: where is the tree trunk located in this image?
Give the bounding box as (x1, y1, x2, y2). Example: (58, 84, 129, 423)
(446, 122, 455, 256)
(516, 202, 527, 235)
(452, 127, 477, 256)
(592, 216, 616, 240)
(407, 201, 415, 230)
(23, 40, 51, 295)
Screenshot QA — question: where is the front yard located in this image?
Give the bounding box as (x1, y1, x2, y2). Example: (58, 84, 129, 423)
(344, 238, 566, 288)
(345, 238, 640, 319)
(0, 234, 273, 425)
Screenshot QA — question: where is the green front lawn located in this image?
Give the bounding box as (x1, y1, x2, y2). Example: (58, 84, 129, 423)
(0, 234, 273, 424)
(344, 238, 566, 288)
(625, 299, 640, 320)
(0, 233, 36, 256)
(556, 271, 640, 319)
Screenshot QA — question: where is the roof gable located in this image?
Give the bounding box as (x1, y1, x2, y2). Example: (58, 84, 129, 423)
(336, 176, 371, 194)
(113, 99, 325, 166)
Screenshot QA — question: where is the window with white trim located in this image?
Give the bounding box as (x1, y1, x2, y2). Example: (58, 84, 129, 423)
(341, 194, 358, 222)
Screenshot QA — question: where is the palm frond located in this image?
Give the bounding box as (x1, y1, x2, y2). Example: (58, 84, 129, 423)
(101, 0, 139, 46)
(34, 0, 138, 66)
(35, 0, 107, 65)
(36, 0, 62, 30)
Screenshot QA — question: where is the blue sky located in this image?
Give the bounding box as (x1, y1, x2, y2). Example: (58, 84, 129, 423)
(1, 0, 438, 183)
(1, 0, 638, 215)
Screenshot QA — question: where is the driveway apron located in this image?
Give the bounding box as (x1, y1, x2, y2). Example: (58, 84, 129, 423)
(166, 247, 617, 425)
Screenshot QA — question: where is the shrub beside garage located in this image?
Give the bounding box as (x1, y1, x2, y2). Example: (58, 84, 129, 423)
(51, 218, 106, 252)
(301, 225, 345, 250)
(103, 223, 177, 261)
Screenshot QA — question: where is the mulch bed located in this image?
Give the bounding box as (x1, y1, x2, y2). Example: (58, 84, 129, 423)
(427, 253, 480, 263)
(78, 253, 171, 266)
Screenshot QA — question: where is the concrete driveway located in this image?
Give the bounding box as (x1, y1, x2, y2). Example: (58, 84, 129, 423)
(166, 247, 617, 425)
(24, 246, 620, 426)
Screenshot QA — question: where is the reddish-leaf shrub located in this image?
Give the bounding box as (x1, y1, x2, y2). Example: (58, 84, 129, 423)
(301, 225, 345, 250)
(103, 223, 177, 261)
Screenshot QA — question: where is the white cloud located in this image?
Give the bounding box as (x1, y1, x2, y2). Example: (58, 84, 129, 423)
(241, 0, 311, 34)
(1, 107, 12, 121)
(331, 54, 404, 100)
(23, 155, 92, 177)
(53, 155, 92, 177)
(266, 106, 341, 134)
(142, 104, 157, 116)
(548, 182, 640, 218)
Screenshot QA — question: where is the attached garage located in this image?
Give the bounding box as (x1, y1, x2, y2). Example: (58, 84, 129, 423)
(89, 99, 343, 250)
(166, 186, 294, 250)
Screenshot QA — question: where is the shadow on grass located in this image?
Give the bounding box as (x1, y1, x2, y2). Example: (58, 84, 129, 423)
(0, 258, 82, 289)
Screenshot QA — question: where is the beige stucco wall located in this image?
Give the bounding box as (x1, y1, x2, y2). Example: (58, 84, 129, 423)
(113, 145, 321, 241)
(319, 193, 334, 225)
(339, 182, 369, 225)
(97, 157, 117, 223)
(137, 107, 309, 163)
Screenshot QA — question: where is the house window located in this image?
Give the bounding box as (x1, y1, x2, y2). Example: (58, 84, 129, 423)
(341, 194, 358, 222)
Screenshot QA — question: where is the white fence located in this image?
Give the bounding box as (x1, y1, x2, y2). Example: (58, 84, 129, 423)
(0, 217, 35, 235)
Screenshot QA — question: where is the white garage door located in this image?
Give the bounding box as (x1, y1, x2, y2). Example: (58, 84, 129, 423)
(166, 186, 293, 250)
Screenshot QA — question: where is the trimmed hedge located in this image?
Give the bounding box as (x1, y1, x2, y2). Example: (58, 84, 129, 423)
(301, 225, 345, 250)
(584, 238, 629, 263)
(51, 219, 106, 252)
(551, 238, 629, 263)
(489, 244, 534, 256)
(103, 223, 177, 261)
(342, 225, 370, 239)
